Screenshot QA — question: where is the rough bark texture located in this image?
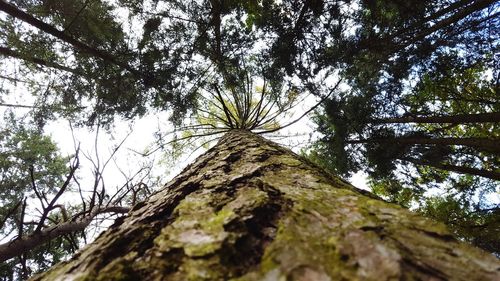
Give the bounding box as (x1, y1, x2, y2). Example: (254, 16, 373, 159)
(33, 130, 500, 281)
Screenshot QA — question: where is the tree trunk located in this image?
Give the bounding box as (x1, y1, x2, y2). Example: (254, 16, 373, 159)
(347, 137, 500, 154)
(372, 112, 500, 124)
(32, 130, 499, 281)
(401, 158, 500, 181)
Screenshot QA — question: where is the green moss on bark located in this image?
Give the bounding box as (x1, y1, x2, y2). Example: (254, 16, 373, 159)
(33, 130, 500, 281)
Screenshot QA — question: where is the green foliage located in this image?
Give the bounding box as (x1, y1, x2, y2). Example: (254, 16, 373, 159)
(0, 0, 144, 125)
(309, 63, 499, 251)
(369, 178, 418, 209)
(419, 196, 500, 256)
(0, 115, 67, 223)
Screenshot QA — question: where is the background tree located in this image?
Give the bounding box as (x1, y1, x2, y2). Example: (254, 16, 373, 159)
(305, 1, 499, 254)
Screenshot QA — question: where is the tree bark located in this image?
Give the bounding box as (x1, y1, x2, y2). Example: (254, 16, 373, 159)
(372, 112, 500, 124)
(32, 130, 499, 281)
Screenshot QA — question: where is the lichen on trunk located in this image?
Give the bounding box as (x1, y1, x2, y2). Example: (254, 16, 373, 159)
(32, 130, 500, 281)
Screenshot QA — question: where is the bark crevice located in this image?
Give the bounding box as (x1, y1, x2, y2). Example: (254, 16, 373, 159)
(219, 185, 288, 277)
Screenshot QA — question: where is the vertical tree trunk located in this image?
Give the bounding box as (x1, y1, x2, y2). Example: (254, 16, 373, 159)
(33, 130, 499, 281)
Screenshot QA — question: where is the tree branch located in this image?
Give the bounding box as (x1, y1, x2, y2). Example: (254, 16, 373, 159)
(0, 45, 81, 75)
(372, 112, 500, 124)
(402, 158, 500, 181)
(0, 0, 141, 77)
(0, 206, 129, 262)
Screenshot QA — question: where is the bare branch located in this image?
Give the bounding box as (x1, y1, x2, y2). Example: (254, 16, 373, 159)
(35, 150, 80, 232)
(258, 80, 341, 134)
